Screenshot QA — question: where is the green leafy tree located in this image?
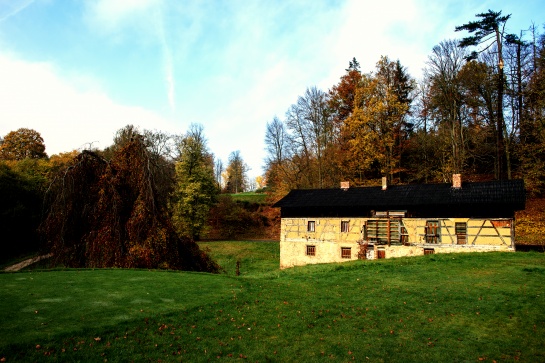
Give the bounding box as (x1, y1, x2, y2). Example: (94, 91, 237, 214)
(0, 128, 47, 160)
(171, 124, 218, 240)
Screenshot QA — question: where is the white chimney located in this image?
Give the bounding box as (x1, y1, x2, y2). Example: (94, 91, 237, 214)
(452, 174, 462, 189)
(341, 181, 350, 190)
(382, 177, 387, 191)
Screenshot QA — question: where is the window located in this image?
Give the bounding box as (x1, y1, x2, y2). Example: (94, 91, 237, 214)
(341, 247, 351, 259)
(365, 219, 404, 245)
(424, 248, 435, 255)
(376, 248, 386, 259)
(366, 219, 388, 244)
(455, 222, 467, 245)
(306, 245, 316, 256)
(341, 220, 350, 233)
(425, 220, 441, 244)
(307, 221, 315, 232)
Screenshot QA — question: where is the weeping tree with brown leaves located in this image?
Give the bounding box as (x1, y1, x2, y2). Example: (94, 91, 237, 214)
(40, 134, 220, 272)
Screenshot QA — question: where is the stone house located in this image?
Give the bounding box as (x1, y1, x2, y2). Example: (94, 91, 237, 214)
(273, 176, 526, 269)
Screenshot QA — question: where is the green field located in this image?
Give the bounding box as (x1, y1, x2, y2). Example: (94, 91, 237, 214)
(1, 242, 545, 362)
(229, 192, 268, 204)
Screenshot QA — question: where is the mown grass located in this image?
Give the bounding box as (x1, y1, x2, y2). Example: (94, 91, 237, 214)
(199, 241, 279, 277)
(229, 192, 268, 205)
(1, 244, 545, 362)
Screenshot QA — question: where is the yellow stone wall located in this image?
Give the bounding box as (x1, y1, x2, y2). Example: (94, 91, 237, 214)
(279, 217, 515, 269)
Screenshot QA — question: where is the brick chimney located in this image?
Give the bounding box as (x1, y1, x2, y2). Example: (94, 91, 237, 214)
(340, 181, 350, 190)
(382, 176, 387, 191)
(452, 174, 462, 189)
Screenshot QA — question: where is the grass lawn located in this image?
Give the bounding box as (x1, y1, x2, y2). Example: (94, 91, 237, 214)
(229, 192, 268, 205)
(1, 243, 545, 362)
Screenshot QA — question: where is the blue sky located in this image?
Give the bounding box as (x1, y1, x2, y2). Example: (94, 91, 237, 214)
(0, 0, 544, 181)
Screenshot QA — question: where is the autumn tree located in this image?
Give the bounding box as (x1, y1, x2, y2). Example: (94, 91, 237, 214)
(343, 56, 414, 184)
(40, 133, 219, 271)
(0, 128, 47, 160)
(224, 150, 248, 193)
(170, 124, 218, 240)
(521, 33, 545, 195)
(329, 58, 364, 181)
(456, 9, 511, 179)
(104, 125, 177, 207)
(329, 57, 362, 124)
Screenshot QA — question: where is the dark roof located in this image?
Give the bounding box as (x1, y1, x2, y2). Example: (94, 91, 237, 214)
(273, 179, 526, 210)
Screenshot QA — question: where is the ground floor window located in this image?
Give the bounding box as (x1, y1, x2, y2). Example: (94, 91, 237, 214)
(307, 221, 315, 232)
(376, 248, 385, 259)
(455, 222, 467, 245)
(306, 245, 316, 256)
(424, 248, 435, 255)
(425, 220, 441, 244)
(341, 247, 351, 259)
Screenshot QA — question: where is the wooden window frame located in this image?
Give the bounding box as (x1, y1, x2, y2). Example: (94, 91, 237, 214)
(341, 247, 351, 259)
(341, 220, 350, 233)
(455, 222, 467, 245)
(306, 245, 316, 256)
(425, 220, 441, 244)
(307, 220, 315, 232)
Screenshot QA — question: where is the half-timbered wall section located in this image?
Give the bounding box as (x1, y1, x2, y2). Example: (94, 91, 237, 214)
(274, 177, 525, 269)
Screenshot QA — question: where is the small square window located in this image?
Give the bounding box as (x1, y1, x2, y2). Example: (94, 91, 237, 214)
(341, 221, 350, 233)
(306, 245, 316, 256)
(307, 221, 315, 232)
(341, 247, 351, 259)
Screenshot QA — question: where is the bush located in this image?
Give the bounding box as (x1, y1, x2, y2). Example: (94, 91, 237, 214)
(0, 163, 44, 263)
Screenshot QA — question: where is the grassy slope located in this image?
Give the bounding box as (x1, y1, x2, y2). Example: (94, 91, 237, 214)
(229, 192, 268, 204)
(1, 243, 544, 362)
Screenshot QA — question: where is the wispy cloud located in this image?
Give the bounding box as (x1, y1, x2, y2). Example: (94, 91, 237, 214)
(155, 10, 175, 112)
(85, 0, 176, 110)
(0, 0, 34, 22)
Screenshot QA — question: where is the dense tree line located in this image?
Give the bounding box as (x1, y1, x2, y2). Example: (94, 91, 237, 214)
(0, 125, 255, 269)
(264, 11, 545, 197)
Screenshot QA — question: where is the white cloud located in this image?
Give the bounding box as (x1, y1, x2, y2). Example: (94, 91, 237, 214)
(85, 0, 163, 33)
(0, 53, 178, 155)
